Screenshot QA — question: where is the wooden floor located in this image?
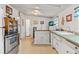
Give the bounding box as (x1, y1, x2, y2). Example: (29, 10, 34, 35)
(18, 37, 57, 54)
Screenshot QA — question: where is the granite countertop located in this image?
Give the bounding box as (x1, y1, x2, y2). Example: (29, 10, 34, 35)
(51, 31, 79, 46)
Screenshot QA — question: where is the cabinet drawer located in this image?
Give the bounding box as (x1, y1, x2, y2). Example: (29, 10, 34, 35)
(62, 43, 79, 54)
(52, 33, 79, 54)
(51, 33, 62, 48)
(53, 34, 62, 42)
(63, 39, 79, 53)
(60, 37, 79, 54)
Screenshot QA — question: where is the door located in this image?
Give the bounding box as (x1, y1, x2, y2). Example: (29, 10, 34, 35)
(33, 27, 37, 38)
(25, 19, 30, 37)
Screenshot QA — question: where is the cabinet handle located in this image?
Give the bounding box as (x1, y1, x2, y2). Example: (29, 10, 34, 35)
(66, 51, 69, 53)
(75, 53, 77, 54)
(75, 47, 78, 49)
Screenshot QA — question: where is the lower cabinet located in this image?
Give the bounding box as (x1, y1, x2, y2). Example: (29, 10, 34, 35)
(57, 41, 78, 54)
(51, 33, 79, 54)
(34, 30, 50, 44)
(51, 33, 54, 47)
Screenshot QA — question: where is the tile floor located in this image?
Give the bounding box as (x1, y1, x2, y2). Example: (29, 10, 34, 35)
(18, 37, 57, 54)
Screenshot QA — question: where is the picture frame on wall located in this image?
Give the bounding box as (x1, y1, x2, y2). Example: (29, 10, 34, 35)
(66, 14, 72, 22)
(33, 20, 38, 25)
(40, 21, 44, 24)
(49, 21, 54, 26)
(6, 5, 12, 15)
(61, 17, 64, 25)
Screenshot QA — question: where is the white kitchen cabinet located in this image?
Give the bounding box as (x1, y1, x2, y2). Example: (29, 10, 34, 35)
(53, 37, 57, 48)
(51, 33, 54, 47)
(34, 30, 50, 44)
(57, 41, 77, 54)
(51, 33, 61, 48)
(51, 33, 79, 54)
(60, 37, 79, 54)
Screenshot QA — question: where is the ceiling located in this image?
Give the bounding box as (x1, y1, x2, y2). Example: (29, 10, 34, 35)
(11, 4, 72, 18)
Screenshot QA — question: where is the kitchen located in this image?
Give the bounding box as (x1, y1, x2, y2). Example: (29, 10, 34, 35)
(0, 4, 79, 54)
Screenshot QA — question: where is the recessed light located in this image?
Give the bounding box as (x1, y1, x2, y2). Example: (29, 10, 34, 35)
(32, 9, 41, 15)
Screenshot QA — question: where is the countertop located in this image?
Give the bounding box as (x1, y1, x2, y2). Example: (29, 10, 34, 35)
(51, 31, 79, 46)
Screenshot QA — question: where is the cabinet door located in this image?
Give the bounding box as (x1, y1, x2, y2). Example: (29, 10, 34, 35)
(51, 33, 79, 54)
(63, 43, 78, 54)
(38, 31, 49, 44)
(52, 34, 60, 50)
(53, 38, 60, 53)
(60, 37, 79, 54)
(64, 39, 79, 53)
(52, 35, 68, 54)
(51, 33, 54, 47)
(34, 31, 42, 44)
(58, 40, 78, 54)
(52, 35, 57, 48)
(34, 31, 50, 44)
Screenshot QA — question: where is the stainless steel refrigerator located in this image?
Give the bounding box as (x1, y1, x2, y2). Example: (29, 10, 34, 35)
(0, 7, 19, 54)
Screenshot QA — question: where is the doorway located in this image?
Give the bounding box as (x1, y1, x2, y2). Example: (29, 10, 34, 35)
(25, 19, 31, 37)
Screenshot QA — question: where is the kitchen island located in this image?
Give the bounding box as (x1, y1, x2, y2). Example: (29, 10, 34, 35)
(51, 31, 79, 54)
(34, 30, 51, 45)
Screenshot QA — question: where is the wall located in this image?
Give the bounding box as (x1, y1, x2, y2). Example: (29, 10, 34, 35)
(19, 13, 26, 39)
(0, 4, 23, 53)
(0, 4, 19, 17)
(25, 15, 50, 37)
(25, 19, 30, 36)
(49, 16, 59, 30)
(58, 4, 79, 32)
(0, 4, 26, 39)
(0, 5, 5, 53)
(8, 5, 26, 39)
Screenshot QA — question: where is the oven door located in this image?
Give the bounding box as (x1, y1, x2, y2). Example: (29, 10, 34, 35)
(4, 34, 18, 54)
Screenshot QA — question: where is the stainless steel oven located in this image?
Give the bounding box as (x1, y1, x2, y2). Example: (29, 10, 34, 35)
(4, 33, 19, 54)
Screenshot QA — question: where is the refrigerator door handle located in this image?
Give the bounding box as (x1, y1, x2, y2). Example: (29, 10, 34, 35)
(0, 26, 5, 28)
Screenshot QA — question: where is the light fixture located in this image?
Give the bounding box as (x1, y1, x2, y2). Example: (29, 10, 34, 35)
(32, 9, 41, 15)
(34, 10, 39, 13)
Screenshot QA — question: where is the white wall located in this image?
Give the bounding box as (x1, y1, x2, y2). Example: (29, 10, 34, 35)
(0, 4, 19, 17)
(0, 4, 23, 53)
(20, 13, 26, 39)
(49, 16, 59, 30)
(0, 5, 5, 53)
(7, 5, 26, 39)
(58, 4, 79, 32)
(0, 4, 26, 39)
(25, 19, 30, 36)
(25, 15, 50, 37)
